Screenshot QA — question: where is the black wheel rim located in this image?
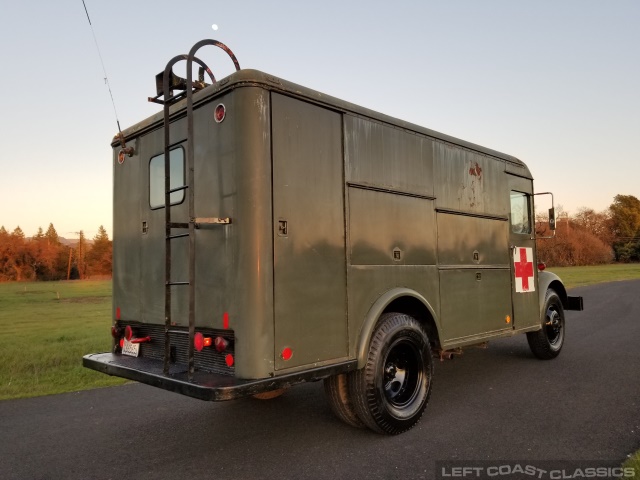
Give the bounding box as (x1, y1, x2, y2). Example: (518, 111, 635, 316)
(545, 304, 563, 345)
(382, 339, 423, 408)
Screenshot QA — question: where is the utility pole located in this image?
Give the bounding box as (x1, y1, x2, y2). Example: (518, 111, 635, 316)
(67, 248, 73, 280)
(67, 231, 85, 279)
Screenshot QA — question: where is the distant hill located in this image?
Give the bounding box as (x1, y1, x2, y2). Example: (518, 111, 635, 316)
(58, 237, 94, 247)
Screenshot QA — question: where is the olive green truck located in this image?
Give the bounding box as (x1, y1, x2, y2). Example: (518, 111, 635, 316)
(84, 39, 583, 435)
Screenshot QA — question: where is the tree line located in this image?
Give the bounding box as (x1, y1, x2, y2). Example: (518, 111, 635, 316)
(0, 194, 638, 281)
(0, 223, 112, 282)
(536, 194, 640, 266)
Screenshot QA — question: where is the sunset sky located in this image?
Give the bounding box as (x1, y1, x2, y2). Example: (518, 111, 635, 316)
(0, 0, 638, 238)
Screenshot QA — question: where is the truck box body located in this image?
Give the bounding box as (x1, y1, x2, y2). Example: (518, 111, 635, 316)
(85, 65, 580, 414)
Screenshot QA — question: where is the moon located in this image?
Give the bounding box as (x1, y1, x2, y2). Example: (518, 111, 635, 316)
(212, 24, 218, 31)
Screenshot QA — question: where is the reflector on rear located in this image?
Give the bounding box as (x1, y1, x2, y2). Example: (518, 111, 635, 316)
(194, 332, 205, 352)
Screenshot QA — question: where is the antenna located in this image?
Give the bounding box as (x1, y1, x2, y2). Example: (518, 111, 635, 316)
(81, 0, 133, 158)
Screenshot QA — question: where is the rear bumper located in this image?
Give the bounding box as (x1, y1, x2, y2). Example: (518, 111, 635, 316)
(83, 353, 356, 401)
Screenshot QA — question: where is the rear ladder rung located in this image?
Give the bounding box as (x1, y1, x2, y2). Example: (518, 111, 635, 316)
(168, 185, 189, 194)
(167, 232, 190, 240)
(166, 281, 190, 286)
(168, 222, 189, 229)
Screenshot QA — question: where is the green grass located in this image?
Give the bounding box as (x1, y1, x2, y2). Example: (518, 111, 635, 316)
(623, 451, 640, 479)
(1, 264, 639, 401)
(548, 263, 640, 289)
(0, 280, 126, 400)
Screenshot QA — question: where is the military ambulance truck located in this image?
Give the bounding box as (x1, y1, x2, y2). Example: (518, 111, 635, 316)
(84, 39, 583, 435)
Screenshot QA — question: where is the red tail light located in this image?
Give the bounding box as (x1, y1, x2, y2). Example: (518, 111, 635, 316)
(281, 347, 293, 361)
(130, 336, 151, 344)
(214, 336, 228, 352)
(194, 332, 205, 352)
(537, 262, 546, 271)
(119, 338, 124, 348)
(111, 325, 123, 339)
(125, 325, 133, 341)
(225, 354, 234, 367)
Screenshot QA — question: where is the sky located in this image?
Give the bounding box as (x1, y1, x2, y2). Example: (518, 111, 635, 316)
(0, 0, 638, 238)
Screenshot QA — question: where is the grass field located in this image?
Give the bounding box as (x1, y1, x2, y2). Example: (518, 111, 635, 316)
(623, 451, 640, 479)
(547, 263, 640, 288)
(1, 264, 639, 401)
(0, 280, 126, 400)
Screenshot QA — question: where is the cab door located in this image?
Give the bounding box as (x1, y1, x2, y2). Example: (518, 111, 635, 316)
(508, 175, 539, 330)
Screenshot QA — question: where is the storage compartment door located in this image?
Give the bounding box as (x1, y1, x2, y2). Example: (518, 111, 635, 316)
(271, 93, 347, 370)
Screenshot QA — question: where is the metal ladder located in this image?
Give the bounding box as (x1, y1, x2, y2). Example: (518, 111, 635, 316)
(150, 40, 240, 380)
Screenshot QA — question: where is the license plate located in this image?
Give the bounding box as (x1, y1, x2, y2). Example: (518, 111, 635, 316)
(122, 339, 140, 357)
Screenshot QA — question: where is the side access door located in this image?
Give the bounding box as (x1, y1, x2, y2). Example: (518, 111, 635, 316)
(271, 93, 348, 370)
(508, 174, 539, 329)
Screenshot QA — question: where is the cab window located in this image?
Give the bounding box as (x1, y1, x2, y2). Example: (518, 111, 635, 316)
(510, 191, 531, 234)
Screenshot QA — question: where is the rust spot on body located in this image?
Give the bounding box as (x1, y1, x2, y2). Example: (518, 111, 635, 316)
(469, 162, 482, 177)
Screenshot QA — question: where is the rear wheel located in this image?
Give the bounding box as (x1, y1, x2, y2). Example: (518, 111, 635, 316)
(350, 312, 433, 435)
(324, 374, 364, 428)
(527, 289, 565, 359)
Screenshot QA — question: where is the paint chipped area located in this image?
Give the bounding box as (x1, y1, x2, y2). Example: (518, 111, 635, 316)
(459, 161, 485, 209)
(469, 162, 482, 177)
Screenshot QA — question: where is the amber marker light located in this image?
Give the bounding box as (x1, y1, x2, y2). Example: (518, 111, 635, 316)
(505, 315, 511, 324)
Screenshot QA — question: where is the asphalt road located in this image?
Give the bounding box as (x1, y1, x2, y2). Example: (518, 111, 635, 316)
(1, 280, 639, 480)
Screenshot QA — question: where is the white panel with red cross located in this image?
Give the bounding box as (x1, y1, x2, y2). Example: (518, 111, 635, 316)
(513, 247, 535, 293)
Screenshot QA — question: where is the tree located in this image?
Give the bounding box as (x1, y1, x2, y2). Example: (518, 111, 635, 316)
(536, 206, 614, 267)
(609, 195, 640, 262)
(72, 230, 88, 279)
(86, 226, 112, 277)
(32, 224, 68, 280)
(45, 223, 59, 245)
(572, 207, 613, 246)
(0, 226, 35, 281)
(0, 226, 11, 281)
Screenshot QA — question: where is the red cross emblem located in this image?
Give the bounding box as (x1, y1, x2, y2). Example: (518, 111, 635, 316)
(514, 247, 535, 293)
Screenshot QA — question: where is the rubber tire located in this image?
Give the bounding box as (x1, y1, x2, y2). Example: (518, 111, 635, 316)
(349, 312, 433, 435)
(527, 289, 565, 360)
(252, 388, 286, 400)
(323, 374, 364, 428)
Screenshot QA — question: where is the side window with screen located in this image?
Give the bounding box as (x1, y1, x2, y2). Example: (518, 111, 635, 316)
(149, 147, 185, 209)
(510, 191, 531, 234)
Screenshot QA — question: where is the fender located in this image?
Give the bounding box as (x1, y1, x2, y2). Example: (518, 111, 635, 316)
(537, 270, 566, 310)
(538, 270, 584, 311)
(355, 288, 440, 369)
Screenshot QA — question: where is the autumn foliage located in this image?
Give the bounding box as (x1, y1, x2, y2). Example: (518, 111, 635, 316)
(1, 195, 638, 280)
(536, 195, 640, 267)
(0, 224, 112, 282)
